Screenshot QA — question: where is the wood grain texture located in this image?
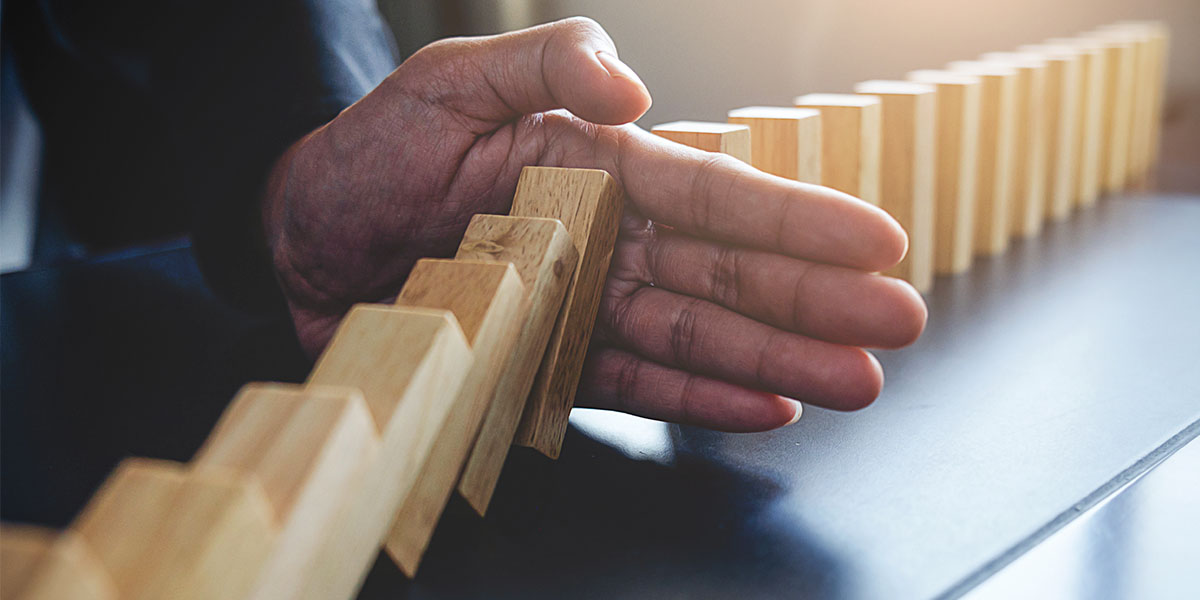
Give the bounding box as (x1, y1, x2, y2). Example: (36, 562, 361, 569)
(300, 305, 472, 599)
(727, 106, 822, 183)
(193, 383, 379, 600)
(510, 167, 624, 459)
(455, 215, 579, 514)
(853, 81, 936, 293)
(1019, 44, 1081, 222)
(948, 61, 1019, 257)
(907, 70, 981, 275)
(385, 260, 529, 575)
(793, 94, 882, 205)
(980, 52, 1049, 239)
(1046, 38, 1106, 209)
(652, 121, 752, 162)
(1, 526, 114, 600)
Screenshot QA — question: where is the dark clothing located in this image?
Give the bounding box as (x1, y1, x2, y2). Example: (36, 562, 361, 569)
(3, 0, 399, 312)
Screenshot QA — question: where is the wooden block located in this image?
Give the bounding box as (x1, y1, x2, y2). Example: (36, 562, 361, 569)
(300, 305, 472, 599)
(73, 458, 276, 600)
(793, 94, 882, 205)
(979, 52, 1050, 239)
(1078, 32, 1135, 193)
(385, 260, 529, 575)
(651, 121, 752, 162)
(510, 167, 624, 458)
(727, 106, 822, 183)
(907, 70, 981, 275)
(948, 61, 1019, 256)
(1046, 38, 1107, 208)
(454, 215, 578, 514)
(1099, 22, 1168, 186)
(853, 80, 936, 293)
(193, 383, 379, 600)
(1018, 44, 1082, 221)
(1, 526, 114, 600)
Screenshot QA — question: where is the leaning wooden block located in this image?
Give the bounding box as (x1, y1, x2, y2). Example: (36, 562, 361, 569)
(1, 526, 114, 600)
(980, 51, 1049, 239)
(385, 259, 529, 576)
(510, 167, 624, 459)
(948, 61, 1019, 257)
(193, 383, 379, 600)
(1076, 32, 1135, 193)
(455, 215, 578, 514)
(651, 121, 752, 162)
(300, 304, 472, 599)
(1019, 44, 1082, 221)
(793, 94, 882, 205)
(727, 106, 822, 183)
(907, 70, 981, 275)
(73, 458, 276, 600)
(853, 80, 936, 293)
(1047, 37, 1107, 208)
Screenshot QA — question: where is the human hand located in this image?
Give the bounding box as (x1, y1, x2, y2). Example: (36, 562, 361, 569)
(261, 17, 926, 433)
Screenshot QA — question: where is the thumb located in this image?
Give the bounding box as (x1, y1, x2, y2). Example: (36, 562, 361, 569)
(404, 17, 652, 126)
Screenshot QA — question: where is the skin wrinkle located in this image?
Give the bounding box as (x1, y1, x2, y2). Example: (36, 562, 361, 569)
(708, 243, 742, 308)
(787, 259, 819, 332)
(666, 295, 702, 367)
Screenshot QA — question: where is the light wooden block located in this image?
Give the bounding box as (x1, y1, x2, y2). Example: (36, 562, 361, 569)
(980, 52, 1050, 239)
(727, 106, 822, 183)
(1047, 38, 1107, 208)
(853, 80, 936, 293)
(651, 121, 752, 163)
(510, 167, 624, 458)
(907, 70, 981, 275)
(299, 304, 472, 599)
(1099, 22, 1169, 186)
(385, 260, 529, 575)
(1, 526, 114, 600)
(948, 61, 1019, 257)
(793, 94, 882, 205)
(193, 383, 379, 600)
(1079, 33, 1135, 193)
(455, 215, 578, 514)
(73, 458, 276, 600)
(1019, 44, 1082, 221)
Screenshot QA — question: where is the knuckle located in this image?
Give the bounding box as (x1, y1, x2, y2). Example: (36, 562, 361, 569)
(667, 298, 703, 366)
(708, 245, 741, 307)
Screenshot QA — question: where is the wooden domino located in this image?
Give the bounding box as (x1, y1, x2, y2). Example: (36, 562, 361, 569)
(1078, 32, 1135, 193)
(1046, 37, 1107, 209)
(793, 94, 882, 205)
(1019, 43, 1082, 221)
(0, 526, 114, 600)
(853, 80, 936, 293)
(979, 51, 1049, 239)
(727, 106, 822, 183)
(651, 121, 752, 162)
(907, 70, 982, 275)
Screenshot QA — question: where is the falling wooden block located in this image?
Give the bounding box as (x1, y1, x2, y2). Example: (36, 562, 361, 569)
(72, 458, 276, 600)
(1046, 37, 1107, 209)
(907, 70, 981, 275)
(793, 94, 882, 205)
(727, 106, 822, 183)
(1, 526, 115, 600)
(651, 121, 752, 162)
(853, 80, 936, 293)
(299, 304, 472, 599)
(385, 260, 529, 575)
(454, 215, 578, 514)
(979, 51, 1050, 239)
(510, 167, 624, 459)
(1018, 44, 1082, 221)
(948, 61, 1019, 257)
(1078, 32, 1135, 193)
(193, 383, 379, 600)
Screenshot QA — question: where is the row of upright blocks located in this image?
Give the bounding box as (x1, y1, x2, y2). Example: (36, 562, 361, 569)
(654, 21, 1169, 294)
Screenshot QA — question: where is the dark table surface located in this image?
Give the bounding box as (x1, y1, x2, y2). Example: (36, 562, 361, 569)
(3, 193, 1199, 599)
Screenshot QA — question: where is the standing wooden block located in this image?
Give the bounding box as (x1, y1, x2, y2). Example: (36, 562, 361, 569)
(300, 304, 472, 599)
(385, 260, 529, 575)
(455, 215, 579, 513)
(1, 526, 114, 600)
(907, 70, 981, 275)
(651, 121, 752, 162)
(1073, 33, 1134, 193)
(793, 94, 882, 205)
(948, 61, 1019, 256)
(1099, 22, 1169, 186)
(853, 81, 936, 293)
(1019, 44, 1082, 221)
(980, 52, 1049, 239)
(1046, 38, 1107, 208)
(510, 167, 624, 459)
(727, 106, 822, 183)
(193, 383, 379, 600)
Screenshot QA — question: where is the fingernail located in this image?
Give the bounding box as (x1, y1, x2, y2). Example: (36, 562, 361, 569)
(785, 399, 804, 426)
(596, 50, 648, 90)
